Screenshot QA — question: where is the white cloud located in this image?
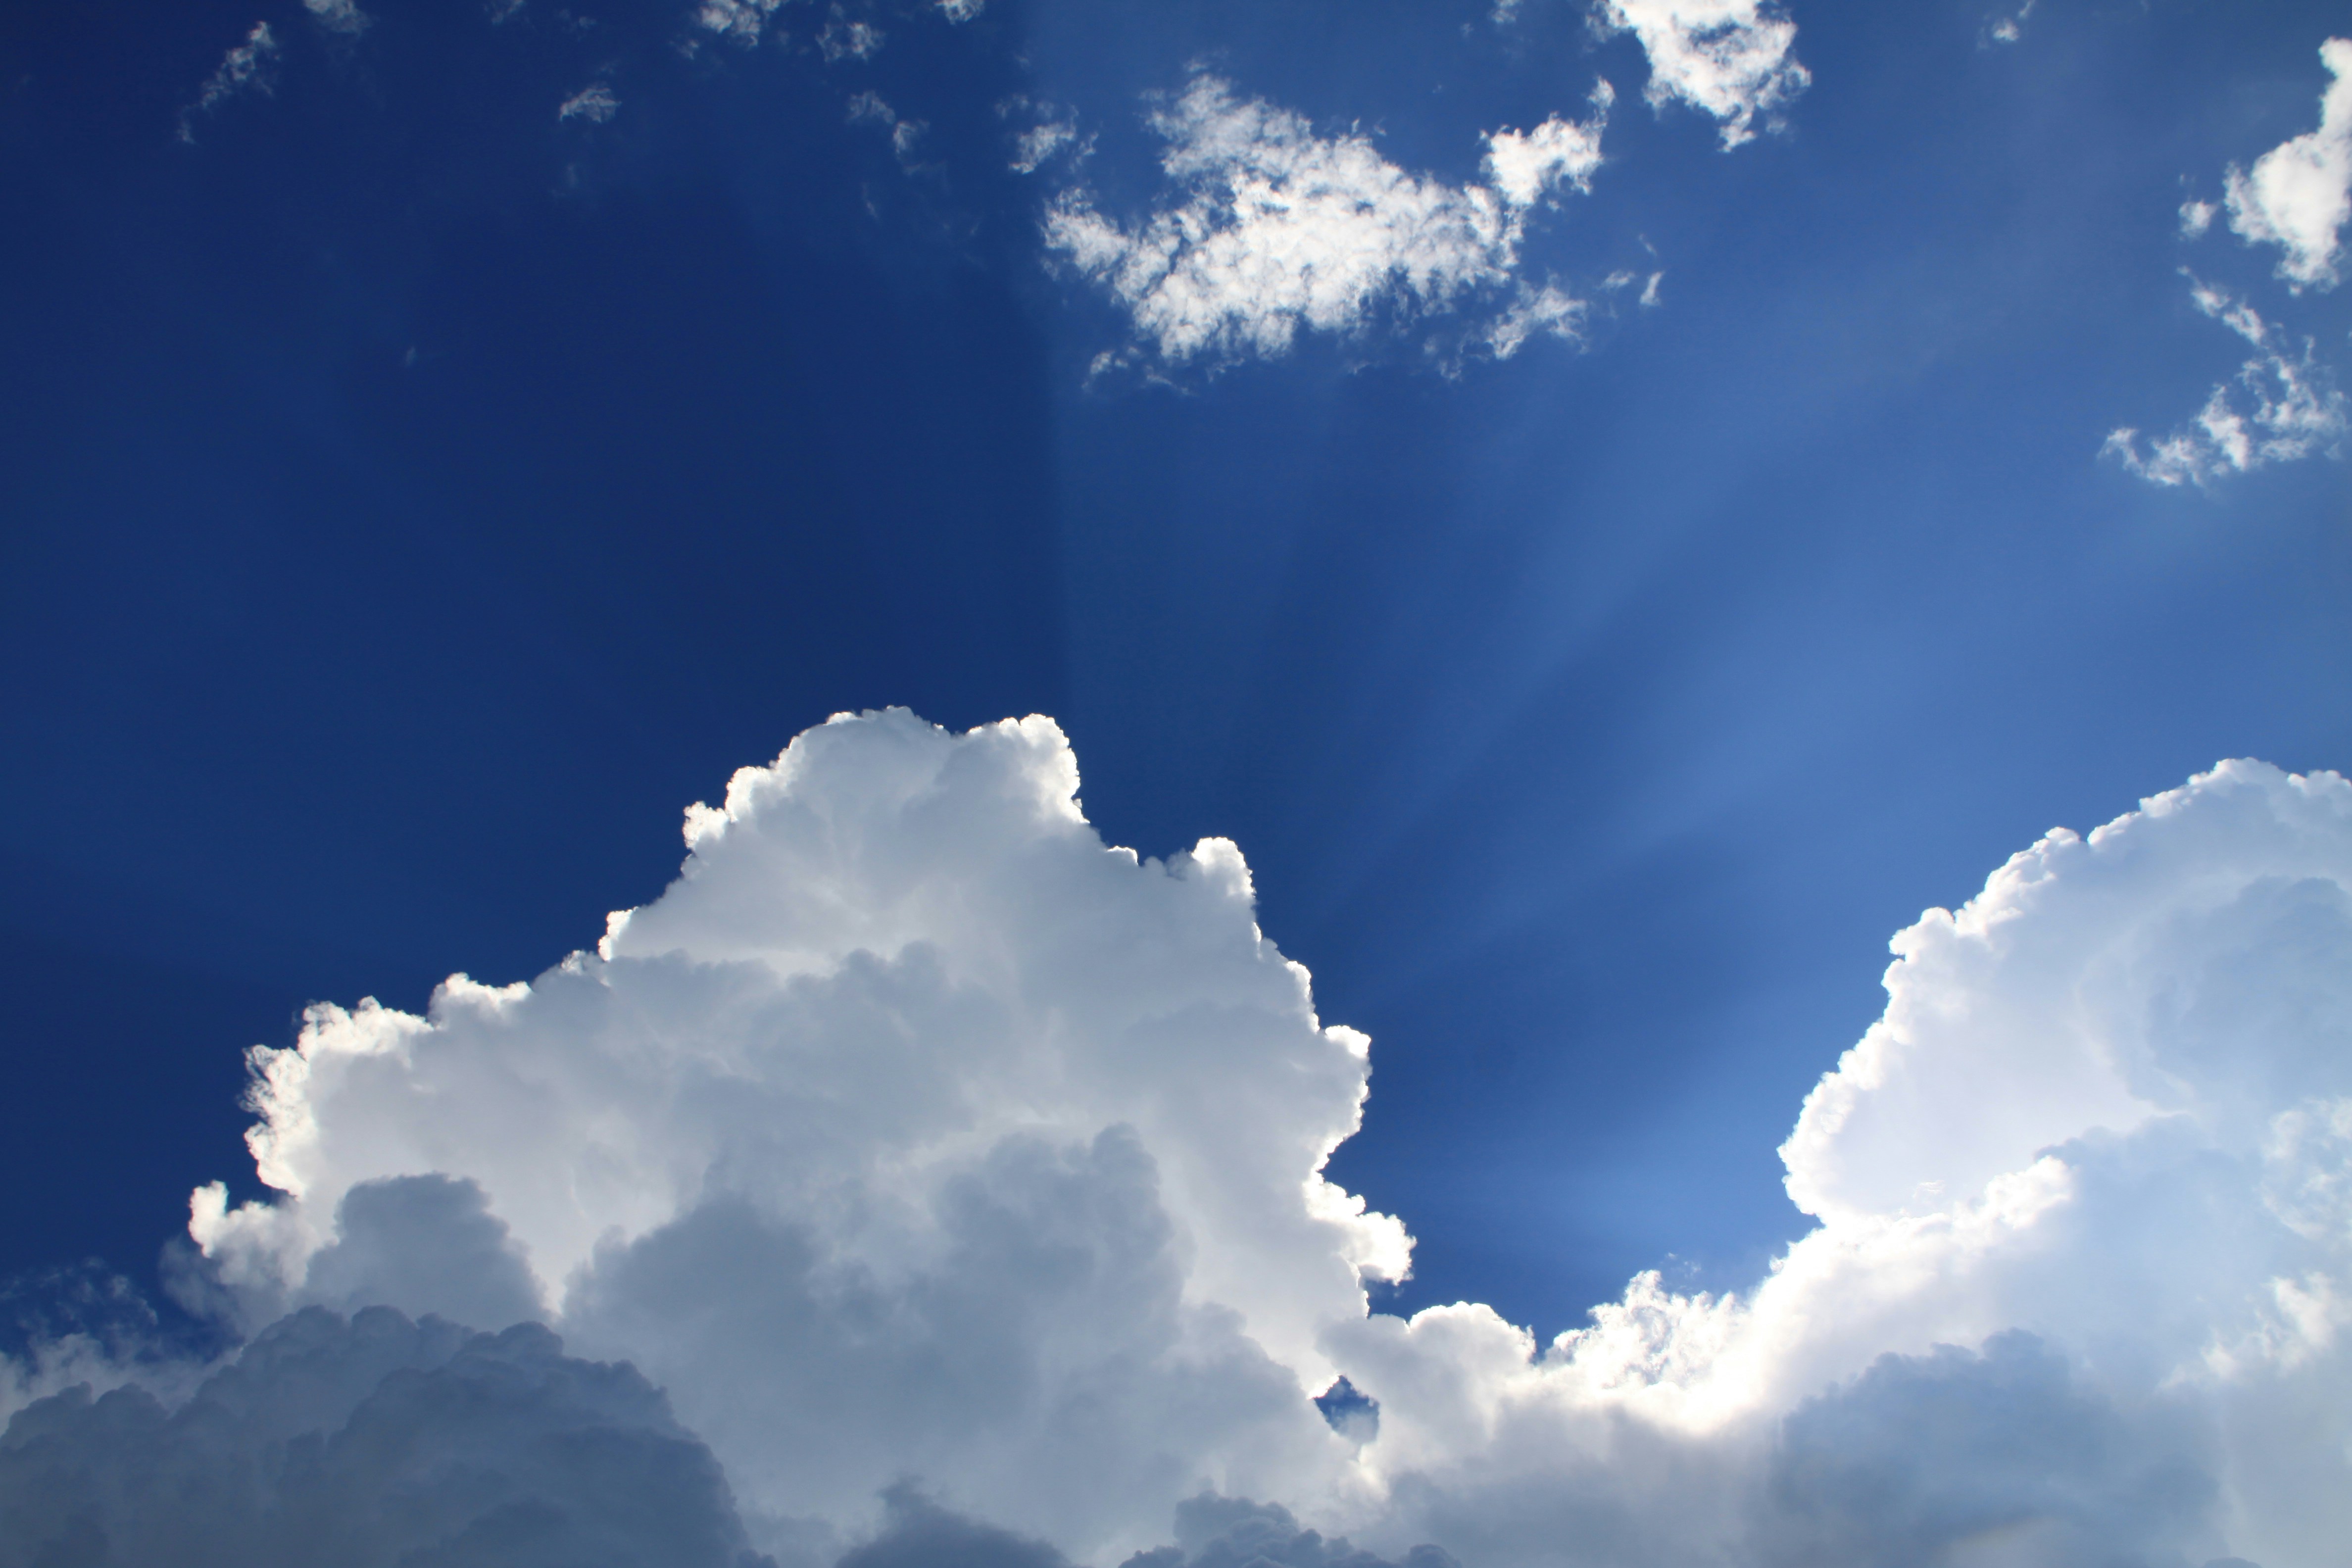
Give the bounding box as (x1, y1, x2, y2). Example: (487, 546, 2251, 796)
(698, 0, 789, 46)
(820, 10, 885, 63)
(1982, 0, 2035, 49)
(9, 717, 2352, 1567)
(559, 83, 621, 123)
(302, 0, 372, 38)
(177, 712, 1406, 1560)
(177, 21, 280, 144)
(1013, 121, 1079, 174)
(936, 0, 983, 21)
(1042, 76, 1610, 366)
(2104, 277, 2348, 486)
(2181, 197, 2218, 239)
(1597, 0, 1810, 148)
(1000, 97, 1089, 175)
(2224, 38, 2352, 291)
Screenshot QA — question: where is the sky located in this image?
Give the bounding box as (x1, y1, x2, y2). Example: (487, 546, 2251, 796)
(1, 1, 2350, 1565)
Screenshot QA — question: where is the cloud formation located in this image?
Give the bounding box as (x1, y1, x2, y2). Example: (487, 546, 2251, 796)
(1043, 76, 1610, 367)
(178, 22, 280, 144)
(8, 715, 2349, 1567)
(0, 1306, 772, 1568)
(183, 712, 1406, 1560)
(1596, 0, 1810, 148)
(2224, 38, 2352, 291)
(820, 11, 886, 63)
(2104, 277, 2347, 485)
(558, 84, 620, 124)
(698, 0, 790, 46)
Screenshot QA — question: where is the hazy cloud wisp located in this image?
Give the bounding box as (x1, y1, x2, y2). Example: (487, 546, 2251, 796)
(2105, 277, 2348, 485)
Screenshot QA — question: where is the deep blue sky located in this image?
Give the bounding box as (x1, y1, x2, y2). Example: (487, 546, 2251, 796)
(3, 0, 2347, 1339)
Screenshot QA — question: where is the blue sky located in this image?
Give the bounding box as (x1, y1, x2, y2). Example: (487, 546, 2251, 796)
(3, 2, 2352, 1563)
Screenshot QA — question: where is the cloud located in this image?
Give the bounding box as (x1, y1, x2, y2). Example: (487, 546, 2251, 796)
(1755, 1333, 2221, 1564)
(2224, 38, 2352, 291)
(838, 1485, 1072, 1568)
(178, 22, 280, 144)
(0, 1306, 773, 1568)
(936, 0, 984, 20)
(1981, 0, 2035, 49)
(2104, 277, 2348, 486)
(302, 0, 372, 39)
(176, 712, 1405, 1560)
(1126, 1494, 1458, 1568)
(849, 92, 927, 165)
(698, 0, 790, 46)
(12, 715, 2351, 1566)
(820, 11, 886, 63)
(1042, 75, 1610, 367)
(1597, 0, 1810, 148)
(558, 83, 621, 123)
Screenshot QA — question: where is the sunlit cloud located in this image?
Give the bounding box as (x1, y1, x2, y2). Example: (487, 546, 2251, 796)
(1043, 75, 1611, 368)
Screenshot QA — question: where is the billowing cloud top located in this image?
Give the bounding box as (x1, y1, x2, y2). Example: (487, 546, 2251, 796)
(187, 711, 1406, 1556)
(6, 715, 2350, 1566)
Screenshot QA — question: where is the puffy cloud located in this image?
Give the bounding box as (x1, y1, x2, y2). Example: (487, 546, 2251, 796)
(14, 715, 2351, 1567)
(2224, 39, 2352, 291)
(1319, 758, 2352, 1567)
(558, 84, 620, 124)
(1598, 0, 1810, 148)
(178, 22, 280, 144)
(2103, 277, 2348, 486)
(1043, 76, 1610, 366)
(182, 712, 1403, 1560)
(0, 1306, 772, 1568)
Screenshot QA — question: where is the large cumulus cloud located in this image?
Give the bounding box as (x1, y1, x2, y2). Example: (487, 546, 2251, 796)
(8, 713, 2349, 1567)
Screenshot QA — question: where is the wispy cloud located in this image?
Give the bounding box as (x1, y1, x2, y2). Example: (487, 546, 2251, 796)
(1596, 0, 1810, 148)
(695, 0, 788, 46)
(2224, 37, 2352, 291)
(2104, 276, 2348, 486)
(819, 8, 886, 63)
(302, 0, 372, 38)
(1043, 75, 1611, 368)
(558, 83, 620, 124)
(177, 21, 280, 144)
(849, 90, 926, 165)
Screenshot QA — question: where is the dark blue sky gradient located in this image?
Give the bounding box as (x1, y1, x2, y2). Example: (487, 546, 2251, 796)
(3, 0, 2347, 1338)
